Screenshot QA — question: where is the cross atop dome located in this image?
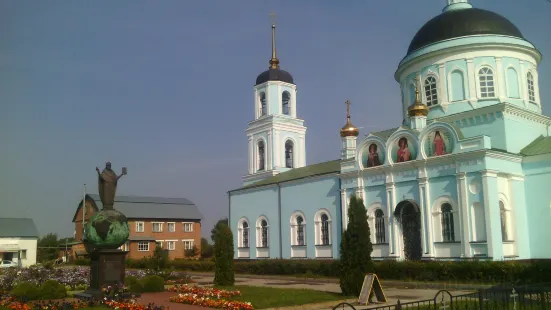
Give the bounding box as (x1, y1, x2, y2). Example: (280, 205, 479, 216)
(443, 0, 472, 12)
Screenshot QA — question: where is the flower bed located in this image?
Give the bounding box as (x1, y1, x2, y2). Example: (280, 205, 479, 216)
(168, 284, 241, 299)
(0, 296, 167, 310)
(169, 293, 253, 310)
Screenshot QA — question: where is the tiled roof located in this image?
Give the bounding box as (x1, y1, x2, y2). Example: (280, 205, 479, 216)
(520, 135, 551, 156)
(72, 194, 203, 222)
(0, 218, 39, 238)
(232, 159, 341, 192)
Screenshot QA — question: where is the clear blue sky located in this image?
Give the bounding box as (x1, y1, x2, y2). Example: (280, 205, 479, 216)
(1, 0, 550, 240)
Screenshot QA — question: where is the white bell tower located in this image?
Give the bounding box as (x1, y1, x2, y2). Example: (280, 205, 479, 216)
(243, 14, 307, 186)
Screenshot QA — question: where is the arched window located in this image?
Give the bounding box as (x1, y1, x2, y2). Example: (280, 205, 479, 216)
(321, 214, 330, 245)
(285, 140, 294, 168)
(527, 72, 536, 102)
(500, 201, 508, 241)
(282, 91, 290, 115)
(478, 67, 496, 98)
(441, 203, 455, 242)
(260, 92, 267, 116)
(424, 76, 438, 106)
(257, 219, 268, 248)
(296, 216, 305, 245)
(258, 141, 265, 171)
(375, 209, 385, 244)
(241, 221, 249, 247)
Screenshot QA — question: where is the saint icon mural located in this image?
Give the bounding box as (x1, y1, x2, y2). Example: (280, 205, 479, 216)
(396, 137, 413, 162)
(425, 130, 453, 157)
(362, 143, 383, 168)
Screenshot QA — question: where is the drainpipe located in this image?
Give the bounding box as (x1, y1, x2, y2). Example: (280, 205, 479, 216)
(277, 183, 282, 259)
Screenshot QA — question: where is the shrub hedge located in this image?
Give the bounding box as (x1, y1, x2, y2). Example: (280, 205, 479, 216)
(126, 258, 551, 284)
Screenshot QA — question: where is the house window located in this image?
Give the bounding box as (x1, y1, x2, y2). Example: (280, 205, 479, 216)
(375, 209, 385, 244)
(321, 213, 330, 245)
(152, 223, 163, 232)
(282, 91, 290, 115)
(167, 241, 176, 251)
(183, 223, 193, 232)
(261, 220, 268, 247)
(21, 250, 27, 260)
(527, 72, 536, 102)
(424, 76, 438, 106)
(167, 222, 175, 232)
(285, 140, 294, 168)
(123, 242, 129, 251)
(241, 221, 249, 248)
(478, 67, 496, 98)
(296, 216, 305, 246)
(183, 240, 194, 250)
(260, 92, 267, 116)
(138, 241, 149, 252)
(500, 201, 509, 241)
(156, 241, 163, 248)
(258, 141, 265, 171)
(441, 203, 455, 242)
(136, 222, 144, 232)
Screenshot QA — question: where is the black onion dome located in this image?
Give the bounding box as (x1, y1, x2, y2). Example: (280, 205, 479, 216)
(407, 8, 524, 55)
(255, 68, 294, 85)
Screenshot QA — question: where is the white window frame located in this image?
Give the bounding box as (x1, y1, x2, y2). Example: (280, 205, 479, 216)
(21, 250, 27, 259)
(167, 240, 176, 251)
(527, 71, 536, 103)
(431, 197, 460, 243)
(423, 75, 439, 107)
(182, 239, 194, 250)
(152, 222, 163, 232)
(167, 222, 176, 232)
(183, 222, 193, 232)
(477, 66, 497, 99)
(237, 218, 250, 248)
(135, 221, 144, 233)
(290, 212, 306, 246)
(256, 216, 269, 248)
(314, 210, 332, 246)
(138, 241, 149, 252)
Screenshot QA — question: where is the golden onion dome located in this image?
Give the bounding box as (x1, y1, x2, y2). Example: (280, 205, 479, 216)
(407, 82, 429, 117)
(340, 100, 359, 137)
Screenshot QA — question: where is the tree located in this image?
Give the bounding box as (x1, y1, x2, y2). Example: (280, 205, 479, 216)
(149, 245, 168, 270)
(213, 219, 235, 286)
(211, 218, 229, 242)
(37, 233, 59, 263)
(201, 238, 214, 258)
(339, 195, 373, 296)
(184, 245, 200, 258)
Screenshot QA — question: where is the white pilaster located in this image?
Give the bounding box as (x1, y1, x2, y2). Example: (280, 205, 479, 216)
(456, 172, 470, 257)
(495, 57, 506, 101)
(467, 59, 477, 103)
(248, 136, 253, 174)
(519, 60, 528, 106)
(254, 90, 259, 119)
(386, 183, 398, 256)
(341, 189, 348, 231)
(438, 64, 449, 105)
(291, 89, 297, 118)
(267, 131, 273, 170)
(418, 178, 429, 256)
(277, 85, 282, 115)
(274, 130, 280, 168)
(299, 136, 305, 167)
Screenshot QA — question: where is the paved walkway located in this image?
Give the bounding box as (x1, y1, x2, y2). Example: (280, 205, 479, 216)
(188, 274, 474, 309)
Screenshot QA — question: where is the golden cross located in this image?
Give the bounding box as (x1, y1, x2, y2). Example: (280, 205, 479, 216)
(269, 12, 277, 26)
(345, 100, 351, 118)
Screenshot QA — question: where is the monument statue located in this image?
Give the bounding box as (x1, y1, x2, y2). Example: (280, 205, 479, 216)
(96, 162, 127, 210)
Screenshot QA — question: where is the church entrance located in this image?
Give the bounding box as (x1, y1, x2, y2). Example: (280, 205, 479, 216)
(395, 200, 422, 261)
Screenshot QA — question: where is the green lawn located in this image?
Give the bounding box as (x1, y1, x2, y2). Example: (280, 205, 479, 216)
(216, 285, 352, 309)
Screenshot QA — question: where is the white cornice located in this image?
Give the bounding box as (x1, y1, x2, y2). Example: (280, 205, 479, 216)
(254, 81, 297, 90)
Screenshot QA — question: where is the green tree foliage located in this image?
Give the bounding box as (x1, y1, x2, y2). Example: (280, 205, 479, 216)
(37, 233, 59, 263)
(201, 238, 214, 258)
(211, 218, 229, 242)
(148, 245, 169, 270)
(184, 245, 200, 258)
(213, 219, 235, 286)
(339, 195, 373, 296)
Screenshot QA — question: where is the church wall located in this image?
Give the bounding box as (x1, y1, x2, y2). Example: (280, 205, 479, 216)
(230, 187, 279, 259)
(502, 114, 549, 154)
(447, 112, 507, 151)
(523, 158, 551, 258)
(280, 176, 341, 259)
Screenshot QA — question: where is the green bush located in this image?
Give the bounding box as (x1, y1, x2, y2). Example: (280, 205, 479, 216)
(10, 282, 41, 301)
(213, 220, 235, 286)
(125, 275, 139, 286)
(139, 275, 165, 292)
(39, 280, 66, 300)
(339, 196, 374, 295)
(129, 282, 144, 293)
(73, 258, 90, 266)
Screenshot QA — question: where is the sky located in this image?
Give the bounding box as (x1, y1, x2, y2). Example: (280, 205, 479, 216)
(1, 0, 550, 240)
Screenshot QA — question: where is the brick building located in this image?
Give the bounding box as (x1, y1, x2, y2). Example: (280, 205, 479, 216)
(72, 194, 203, 260)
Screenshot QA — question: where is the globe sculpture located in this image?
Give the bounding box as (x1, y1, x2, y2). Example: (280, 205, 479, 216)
(84, 209, 130, 249)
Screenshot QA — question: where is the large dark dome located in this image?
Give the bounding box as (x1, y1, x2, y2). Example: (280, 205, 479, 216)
(255, 68, 294, 85)
(407, 8, 524, 55)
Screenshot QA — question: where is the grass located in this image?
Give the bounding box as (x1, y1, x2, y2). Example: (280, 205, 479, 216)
(410, 300, 551, 310)
(216, 285, 352, 309)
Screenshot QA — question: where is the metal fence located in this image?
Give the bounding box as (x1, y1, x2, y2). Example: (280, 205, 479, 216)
(332, 283, 551, 310)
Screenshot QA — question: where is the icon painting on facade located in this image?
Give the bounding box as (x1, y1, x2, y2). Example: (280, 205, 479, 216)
(392, 137, 416, 163)
(362, 143, 384, 168)
(425, 130, 453, 157)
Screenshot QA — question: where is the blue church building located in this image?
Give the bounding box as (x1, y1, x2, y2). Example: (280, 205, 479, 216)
(228, 0, 551, 261)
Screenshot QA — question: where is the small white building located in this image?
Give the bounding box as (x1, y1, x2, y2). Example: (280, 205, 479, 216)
(0, 218, 38, 267)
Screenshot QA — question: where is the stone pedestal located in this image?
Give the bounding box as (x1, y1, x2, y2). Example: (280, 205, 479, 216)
(75, 249, 128, 300)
